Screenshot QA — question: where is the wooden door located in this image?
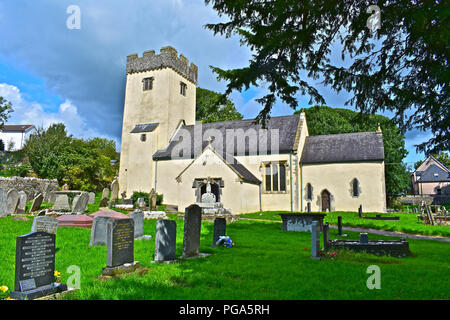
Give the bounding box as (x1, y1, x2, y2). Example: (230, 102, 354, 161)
(321, 190, 330, 212)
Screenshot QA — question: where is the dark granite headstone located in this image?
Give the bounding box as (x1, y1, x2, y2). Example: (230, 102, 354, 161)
(311, 221, 320, 259)
(337, 215, 343, 235)
(212, 218, 226, 247)
(10, 231, 67, 300)
(307, 202, 311, 214)
(360, 233, 369, 244)
(106, 218, 134, 267)
(358, 205, 363, 218)
(182, 204, 202, 257)
(154, 219, 177, 262)
(323, 222, 329, 250)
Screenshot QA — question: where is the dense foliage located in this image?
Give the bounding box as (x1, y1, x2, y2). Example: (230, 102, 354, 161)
(0, 96, 13, 128)
(205, 0, 449, 154)
(196, 87, 243, 123)
(22, 123, 118, 191)
(295, 106, 411, 195)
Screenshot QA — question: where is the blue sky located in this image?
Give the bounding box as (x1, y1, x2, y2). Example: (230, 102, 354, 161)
(0, 0, 434, 166)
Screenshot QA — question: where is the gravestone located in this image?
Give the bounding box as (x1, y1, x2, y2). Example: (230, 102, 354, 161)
(53, 194, 70, 212)
(154, 219, 177, 262)
(6, 189, 20, 214)
(182, 204, 202, 257)
(307, 202, 311, 213)
(360, 233, 369, 244)
(337, 215, 343, 235)
(137, 198, 146, 209)
(88, 192, 95, 204)
(31, 216, 58, 235)
(358, 205, 363, 218)
(101, 188, 110, 201)
(72, 192, 89, 214)
(311, 221, 320, 259)
(111, 179, 119, 202)
(29, 193, 44, 213)
(49, 192, 57, 204)
(149, 189, 156, 210)
(106, 218, 135, 268)
(323, 222, 329, 250)
(89, 216, 112, 246)
(10, 232, 67, 300)
(17, 191, 27, 215)
(43, 183, 53, 203)
(0, 188, 7, 217)
(129, 210, 150, 239)
(212, 218, 226, 247)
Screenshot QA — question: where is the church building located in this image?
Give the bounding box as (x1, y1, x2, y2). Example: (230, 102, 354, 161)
(119, 46, 387, 214)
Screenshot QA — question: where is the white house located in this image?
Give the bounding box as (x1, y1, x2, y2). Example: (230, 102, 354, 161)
(0, 125, 36, 151)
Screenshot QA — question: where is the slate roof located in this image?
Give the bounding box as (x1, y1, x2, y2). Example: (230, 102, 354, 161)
(224, 153, 261, 184)
(153, 114, 301, 160)
(1, 125, 34, 132)
(417, 165, 450, 183)
(130, 123, 159, 133)
(301, 132, 384, 163)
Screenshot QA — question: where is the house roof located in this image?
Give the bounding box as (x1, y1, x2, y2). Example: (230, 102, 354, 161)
(130, 123, 159, 133)
(1, 125, 34, 132)
(301, 132, 385, 163)
(414, 155, 450, 174)
(153, 114, 301, 160)
(416, 165, 450, 183)
(176, 145, 261, 185)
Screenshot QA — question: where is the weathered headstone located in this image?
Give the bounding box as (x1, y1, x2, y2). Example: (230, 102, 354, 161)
(43, 183, 53, 203)
(323, 222, 329, 250)
(10, 231, 67, 300)
(137, 198, 146, 209)
(88, 192, 95, 204)
(154, 219, 177, 262)
(6, 189, 20, 214)
(149, 188, 156, 210)
(111, 179, 119, 202)
(72, 192, 89, 214)
(358, 205, 363, 218)
(311, 221, 320, 259)
(129, 210, 144, 238)
(89, 216, 112, 246)
(101, 188, 110, 201)
(29, 193, 44, 213)
(212, 218, 226, 247)
(0, 188, 7, 217)
(105, 218, 135, 268)
(17, 191, 27, 215)
(49, 192, 57, 204)
(53, 194, 70, 212)
(182, 204, 202, 257)
(31, 216, 59, 234)
(307, 202, 311, 213)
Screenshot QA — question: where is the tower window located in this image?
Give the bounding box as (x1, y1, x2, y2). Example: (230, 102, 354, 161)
(180, 82, 187, 96)
(143, 77, 154, 91)
(306, 183, 313, 201)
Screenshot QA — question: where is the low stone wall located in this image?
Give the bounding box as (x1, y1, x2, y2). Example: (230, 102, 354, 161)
(0, 177, 59, 201)
(400, 195, 450, 205)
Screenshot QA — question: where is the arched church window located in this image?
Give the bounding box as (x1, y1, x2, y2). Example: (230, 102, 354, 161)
(352, 178, 360, 197)
(307, 183, 313, 201)
(140, 134, 146, 142)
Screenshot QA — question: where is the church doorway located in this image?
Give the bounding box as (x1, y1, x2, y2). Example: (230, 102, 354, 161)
(321, 190, 331, 212)
(201, 182, 220, 202)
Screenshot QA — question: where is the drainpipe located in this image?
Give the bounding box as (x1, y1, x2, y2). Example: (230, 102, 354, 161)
(154, 160, 158, 191)
(259, 183, 262, 212)
(300, 162, 303, 212)
(290, 152, 293, 212)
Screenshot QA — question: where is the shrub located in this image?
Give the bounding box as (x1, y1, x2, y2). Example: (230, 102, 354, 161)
(156, 193, 163, 205)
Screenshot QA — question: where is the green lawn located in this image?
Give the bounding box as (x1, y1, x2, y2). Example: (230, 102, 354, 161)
(240, 211, 450, 237)
(0, 216, 449, 300)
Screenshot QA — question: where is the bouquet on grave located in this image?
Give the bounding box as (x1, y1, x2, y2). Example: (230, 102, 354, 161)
(216, 236, 234, 248)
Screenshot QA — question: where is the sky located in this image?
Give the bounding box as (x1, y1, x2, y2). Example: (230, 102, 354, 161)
(0, 0, 434, 166)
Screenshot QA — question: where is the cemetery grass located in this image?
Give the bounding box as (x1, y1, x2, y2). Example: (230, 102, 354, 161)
(240, 211, 450, 237)
(0, 217, 449, 300)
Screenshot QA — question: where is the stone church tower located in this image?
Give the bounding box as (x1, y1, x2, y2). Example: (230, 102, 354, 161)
(119, 46, 198, 196)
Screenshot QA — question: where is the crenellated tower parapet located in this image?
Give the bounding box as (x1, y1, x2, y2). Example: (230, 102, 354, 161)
(126, 46, 198, 84)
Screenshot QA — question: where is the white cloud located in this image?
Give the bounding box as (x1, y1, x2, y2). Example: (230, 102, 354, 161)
(0, 83, 119, 146)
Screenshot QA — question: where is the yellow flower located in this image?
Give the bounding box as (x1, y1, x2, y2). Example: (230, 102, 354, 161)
(0, 286, 8, 293)
(54, 271, 61, 277)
